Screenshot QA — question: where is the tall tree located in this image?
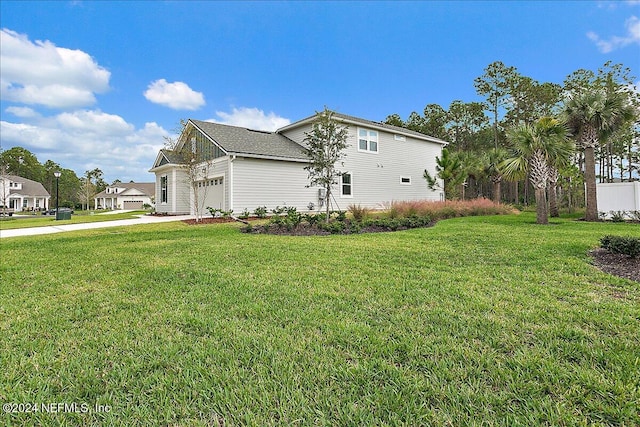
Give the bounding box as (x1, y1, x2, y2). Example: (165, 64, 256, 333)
(446, 100, 488, 150)
(0, 146, 45, 182)
(502, 117, 573, 224)
(304, 108, 350, 222)
(483, 147, 508, 204)
(474, 61, 519, 148)
(563, 86, 636, 221)
(423, 104, 449, 140)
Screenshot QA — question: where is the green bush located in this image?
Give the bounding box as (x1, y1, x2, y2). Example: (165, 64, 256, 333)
(600, 235, 640, 258)
(609, 211, 627, 222)
(253, 206, 268, 218)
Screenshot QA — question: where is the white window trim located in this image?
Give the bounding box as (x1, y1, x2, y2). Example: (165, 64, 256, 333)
(340, 172, 353, 198)
(357, 128, 379, 154)
(160, 175, 168, 204)
(400, 176, 412, 185)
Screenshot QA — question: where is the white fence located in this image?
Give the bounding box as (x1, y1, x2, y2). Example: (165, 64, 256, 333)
(596, 182, 640, 214)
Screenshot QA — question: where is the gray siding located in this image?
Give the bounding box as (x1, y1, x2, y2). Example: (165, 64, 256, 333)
(231, 157, 318, 212)
(283, 124, 443, 209)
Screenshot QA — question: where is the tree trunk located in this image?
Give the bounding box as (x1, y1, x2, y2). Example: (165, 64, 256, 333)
(535, 187, 548, 224)
(491, 176, 501, 204)
(548, 167, 559, 218)
(583, 127, 599, 221)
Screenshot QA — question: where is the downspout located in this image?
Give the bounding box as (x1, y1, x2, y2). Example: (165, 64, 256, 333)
(228, 155, 236, 211)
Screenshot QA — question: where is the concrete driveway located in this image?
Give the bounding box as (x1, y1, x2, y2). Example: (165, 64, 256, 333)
(0, 214, 194, 239)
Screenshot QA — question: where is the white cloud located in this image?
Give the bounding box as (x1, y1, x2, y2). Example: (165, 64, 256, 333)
(143, 79, 205, 110)
(587, 15, 640, 53)
(5, 106, 40, 118)
(0, 28, 110, 108)
(209, 107, 290, 131)
(0, 111, 169, 182)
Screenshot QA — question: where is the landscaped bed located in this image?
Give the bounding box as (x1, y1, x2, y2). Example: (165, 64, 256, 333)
(2, 212, 637, 425)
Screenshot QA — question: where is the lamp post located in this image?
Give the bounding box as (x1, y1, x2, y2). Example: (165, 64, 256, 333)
(54, 171, 61, 220)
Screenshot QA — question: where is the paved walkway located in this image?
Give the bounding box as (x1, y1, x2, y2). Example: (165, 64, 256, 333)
(0, 214, 194, 239)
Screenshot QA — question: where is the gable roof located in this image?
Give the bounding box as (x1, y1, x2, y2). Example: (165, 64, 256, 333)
(278, 111, 449, 146)
(2, 175, 50, 197)
(190, 120, 308, 161)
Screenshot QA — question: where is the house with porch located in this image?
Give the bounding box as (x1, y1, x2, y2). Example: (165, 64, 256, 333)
(149, 111, 447, 216)
(0, 175, 51, 212)
(94, 182, 155, 210)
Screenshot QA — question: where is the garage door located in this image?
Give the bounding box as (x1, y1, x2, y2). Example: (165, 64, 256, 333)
(201, 177, 225, 210)
(123, 200, 144, 209)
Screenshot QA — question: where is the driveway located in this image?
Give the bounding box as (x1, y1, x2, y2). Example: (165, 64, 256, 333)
(0, 214, 194, 239)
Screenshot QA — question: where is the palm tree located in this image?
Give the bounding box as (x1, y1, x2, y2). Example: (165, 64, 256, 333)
(502, 117, 572, 224)
(563, 86, 636, 221)
(483, 147, 508, 204)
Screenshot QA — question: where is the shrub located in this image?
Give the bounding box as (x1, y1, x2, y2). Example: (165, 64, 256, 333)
(387, 198, 513, 221)
(348, 204, 370, 222)
(609, 211, 627, 222)
(238, 208, 250, 220)
(600, 235, 640, 258)
(630, 211, 640, 221)
(253, 206, 268, 218)
(304, 213, 321, 226)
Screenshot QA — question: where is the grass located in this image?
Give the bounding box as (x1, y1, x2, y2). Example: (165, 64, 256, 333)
(0, 210, 148, 230)
(1, 213, 639, 426)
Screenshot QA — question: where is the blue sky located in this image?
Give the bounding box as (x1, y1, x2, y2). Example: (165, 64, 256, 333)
(1, 0, 639, 183)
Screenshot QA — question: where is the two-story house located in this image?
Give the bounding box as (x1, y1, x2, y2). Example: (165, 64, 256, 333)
(149, 112, 447, 215)
(0, 175, 51, 212)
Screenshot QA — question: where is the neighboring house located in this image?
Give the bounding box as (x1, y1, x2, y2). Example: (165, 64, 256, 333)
(94, 182, 155, 210)
(0, 175, 51, 212)
(149, 112, 447, 215)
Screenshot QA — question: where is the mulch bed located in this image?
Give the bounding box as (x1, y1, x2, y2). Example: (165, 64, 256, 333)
(181, 217, 239, 225)
(590, 248, 639, 283)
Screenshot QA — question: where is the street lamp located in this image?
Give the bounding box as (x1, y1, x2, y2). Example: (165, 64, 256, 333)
(54, 171, 61, 220)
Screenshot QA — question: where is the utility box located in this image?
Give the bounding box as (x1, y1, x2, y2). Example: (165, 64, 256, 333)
(596, 182, 640, 214)
(56, 211, 71, 220)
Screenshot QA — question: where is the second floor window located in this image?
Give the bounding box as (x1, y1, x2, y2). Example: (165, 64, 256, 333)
(358, 129, 378, 153)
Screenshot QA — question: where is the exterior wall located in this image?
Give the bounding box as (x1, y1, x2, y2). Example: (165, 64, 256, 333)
(194, 158, 229, 214)
(231, 157, 318, 212)
(283, 123, 443, 209)
(596, 182, 640, 214)
(155, 167, 190, 214)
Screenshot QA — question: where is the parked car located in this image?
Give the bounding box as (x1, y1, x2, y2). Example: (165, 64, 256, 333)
(0, 206, 14, 217)
(42, 207, 74, 216)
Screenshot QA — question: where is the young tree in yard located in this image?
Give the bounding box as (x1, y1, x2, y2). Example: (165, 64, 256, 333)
(304, 108, 349, 222)
(164, 119, 215, 222)
(423, 148, 465, 199)
(502, 117, 572, 224)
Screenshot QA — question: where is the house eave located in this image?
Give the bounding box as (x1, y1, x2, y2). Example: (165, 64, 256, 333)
(228, 152, 310, 163)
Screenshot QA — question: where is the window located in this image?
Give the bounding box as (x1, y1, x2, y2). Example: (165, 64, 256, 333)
(358, 128, 378, 153)
(341, 173, 352, 197)
(160, 176, 168, 203)
(400, 176, 412, 185)
(394, 134, 406, 141)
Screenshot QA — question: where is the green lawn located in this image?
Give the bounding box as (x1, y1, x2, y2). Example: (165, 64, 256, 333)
(0, 210, 149, 230)
(1, 213, 638, 426)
